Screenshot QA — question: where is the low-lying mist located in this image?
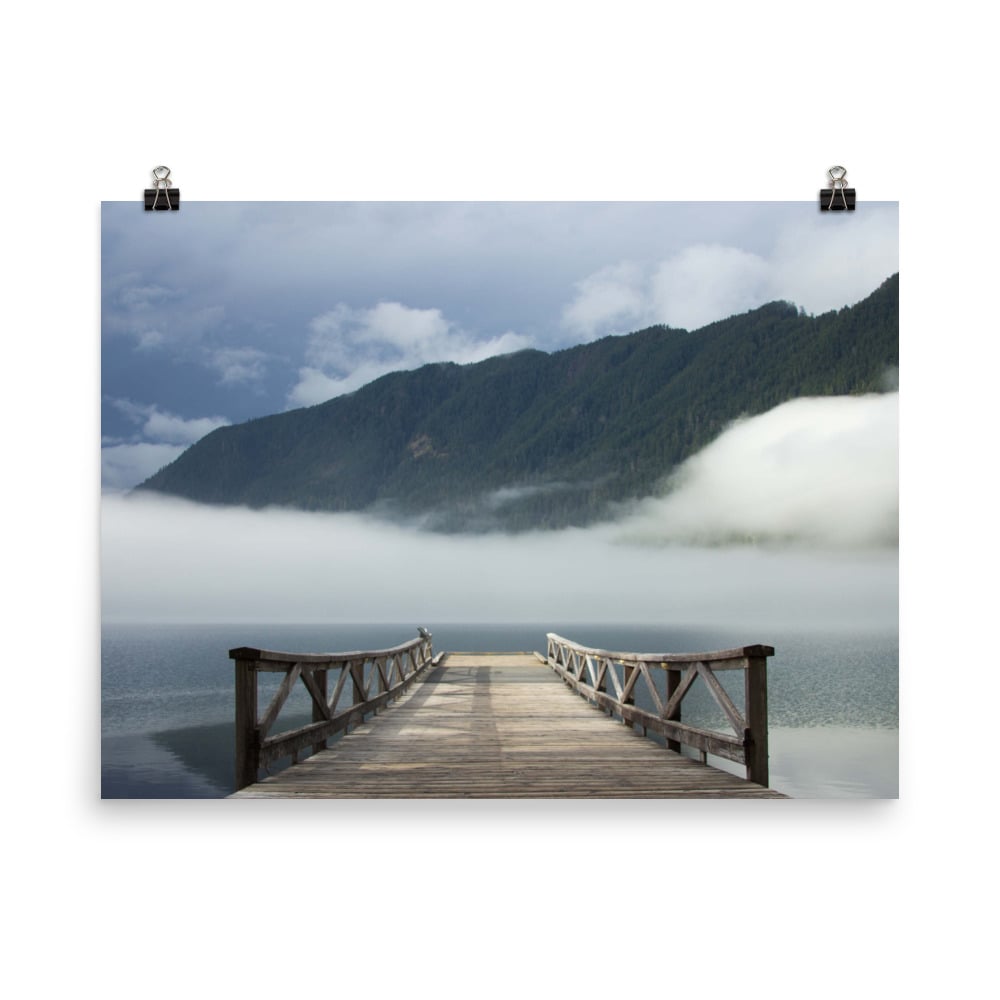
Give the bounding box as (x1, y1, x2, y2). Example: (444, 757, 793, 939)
(618, 392, 898, 548)
(100, 492, 896, 629)
(102, 393, 897, 630)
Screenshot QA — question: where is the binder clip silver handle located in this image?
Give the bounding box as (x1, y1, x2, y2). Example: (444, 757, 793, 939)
(820, 165, 855, 211)
(144, 165, 180, 211)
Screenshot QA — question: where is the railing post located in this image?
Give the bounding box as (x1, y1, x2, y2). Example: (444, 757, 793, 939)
(744, 654, 770, 786)
(622, 662, 637, 731)
(349, 661, 367, 730)
(234, 658, 259, 791)
(312, 667, 328, 755)
(665, 668, 682, 753)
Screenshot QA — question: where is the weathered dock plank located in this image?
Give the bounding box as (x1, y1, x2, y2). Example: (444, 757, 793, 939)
(230, 653, 786, 798)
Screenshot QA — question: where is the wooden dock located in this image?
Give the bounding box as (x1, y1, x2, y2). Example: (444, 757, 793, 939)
(230, 651, 786, 799)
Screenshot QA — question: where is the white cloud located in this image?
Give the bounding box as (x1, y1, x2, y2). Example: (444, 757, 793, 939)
(560, 262, 647, 338)
(206, 346, 268, 385)
(109, 399, 230, 445)
(768, 210, 901, 316)
(287, 366, 368, 407)
(651, 245, 771, 329)
(101, 443, 186, 493)
(561, 245, 774, 336)
(104, 401, 232, 490)
(142, 410, 230, 445)
(560, 206, 898, 337)
(617, 393, 898, 548)
(288, 301, 531, 406)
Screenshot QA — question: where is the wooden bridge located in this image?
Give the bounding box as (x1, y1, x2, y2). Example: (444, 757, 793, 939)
(229, 631, 785, 798)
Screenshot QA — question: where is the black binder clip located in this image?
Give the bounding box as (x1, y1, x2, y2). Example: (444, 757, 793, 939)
(144, 165, 180, 211)
(820, 165, 855, 211)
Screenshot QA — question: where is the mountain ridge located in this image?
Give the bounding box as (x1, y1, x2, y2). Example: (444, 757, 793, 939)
(137, 273, 899, 531)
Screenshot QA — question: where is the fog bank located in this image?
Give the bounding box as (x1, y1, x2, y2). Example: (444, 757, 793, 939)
(617, 393, 898, 547)
(101, 493, 896, 630)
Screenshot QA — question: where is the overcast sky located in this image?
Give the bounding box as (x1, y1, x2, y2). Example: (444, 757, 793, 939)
(101, 200, 898, 491)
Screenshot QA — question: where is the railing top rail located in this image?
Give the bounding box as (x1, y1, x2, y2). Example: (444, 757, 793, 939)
(546, 633, 774, 664)
(229, 634, 429, 664)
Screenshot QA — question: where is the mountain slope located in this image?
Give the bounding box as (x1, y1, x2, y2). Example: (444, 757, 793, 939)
(137, 273, 899, 530)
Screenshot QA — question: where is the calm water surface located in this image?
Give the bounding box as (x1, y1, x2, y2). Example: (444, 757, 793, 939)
(101, 622, 898, 799)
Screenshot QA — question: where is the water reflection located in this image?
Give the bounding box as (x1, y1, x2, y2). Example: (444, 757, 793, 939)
(767, 726, 898, 798)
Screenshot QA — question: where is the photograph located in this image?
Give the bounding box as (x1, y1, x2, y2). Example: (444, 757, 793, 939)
(101, 199, 899, 799)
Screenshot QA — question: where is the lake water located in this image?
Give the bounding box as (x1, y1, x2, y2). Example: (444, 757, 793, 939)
(101, 622, 898, 799)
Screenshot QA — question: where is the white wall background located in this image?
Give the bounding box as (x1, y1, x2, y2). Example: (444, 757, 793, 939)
(2, 3, 993, 999)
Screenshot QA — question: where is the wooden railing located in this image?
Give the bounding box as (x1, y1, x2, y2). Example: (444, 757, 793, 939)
(545, 633, 774, 787)
(230, 630, 439, 790)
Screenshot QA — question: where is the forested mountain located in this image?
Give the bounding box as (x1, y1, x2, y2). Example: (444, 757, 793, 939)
(136, 273, 898, 531)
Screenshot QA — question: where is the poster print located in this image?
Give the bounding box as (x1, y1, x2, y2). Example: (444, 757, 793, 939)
(101, 201, 899, 798)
